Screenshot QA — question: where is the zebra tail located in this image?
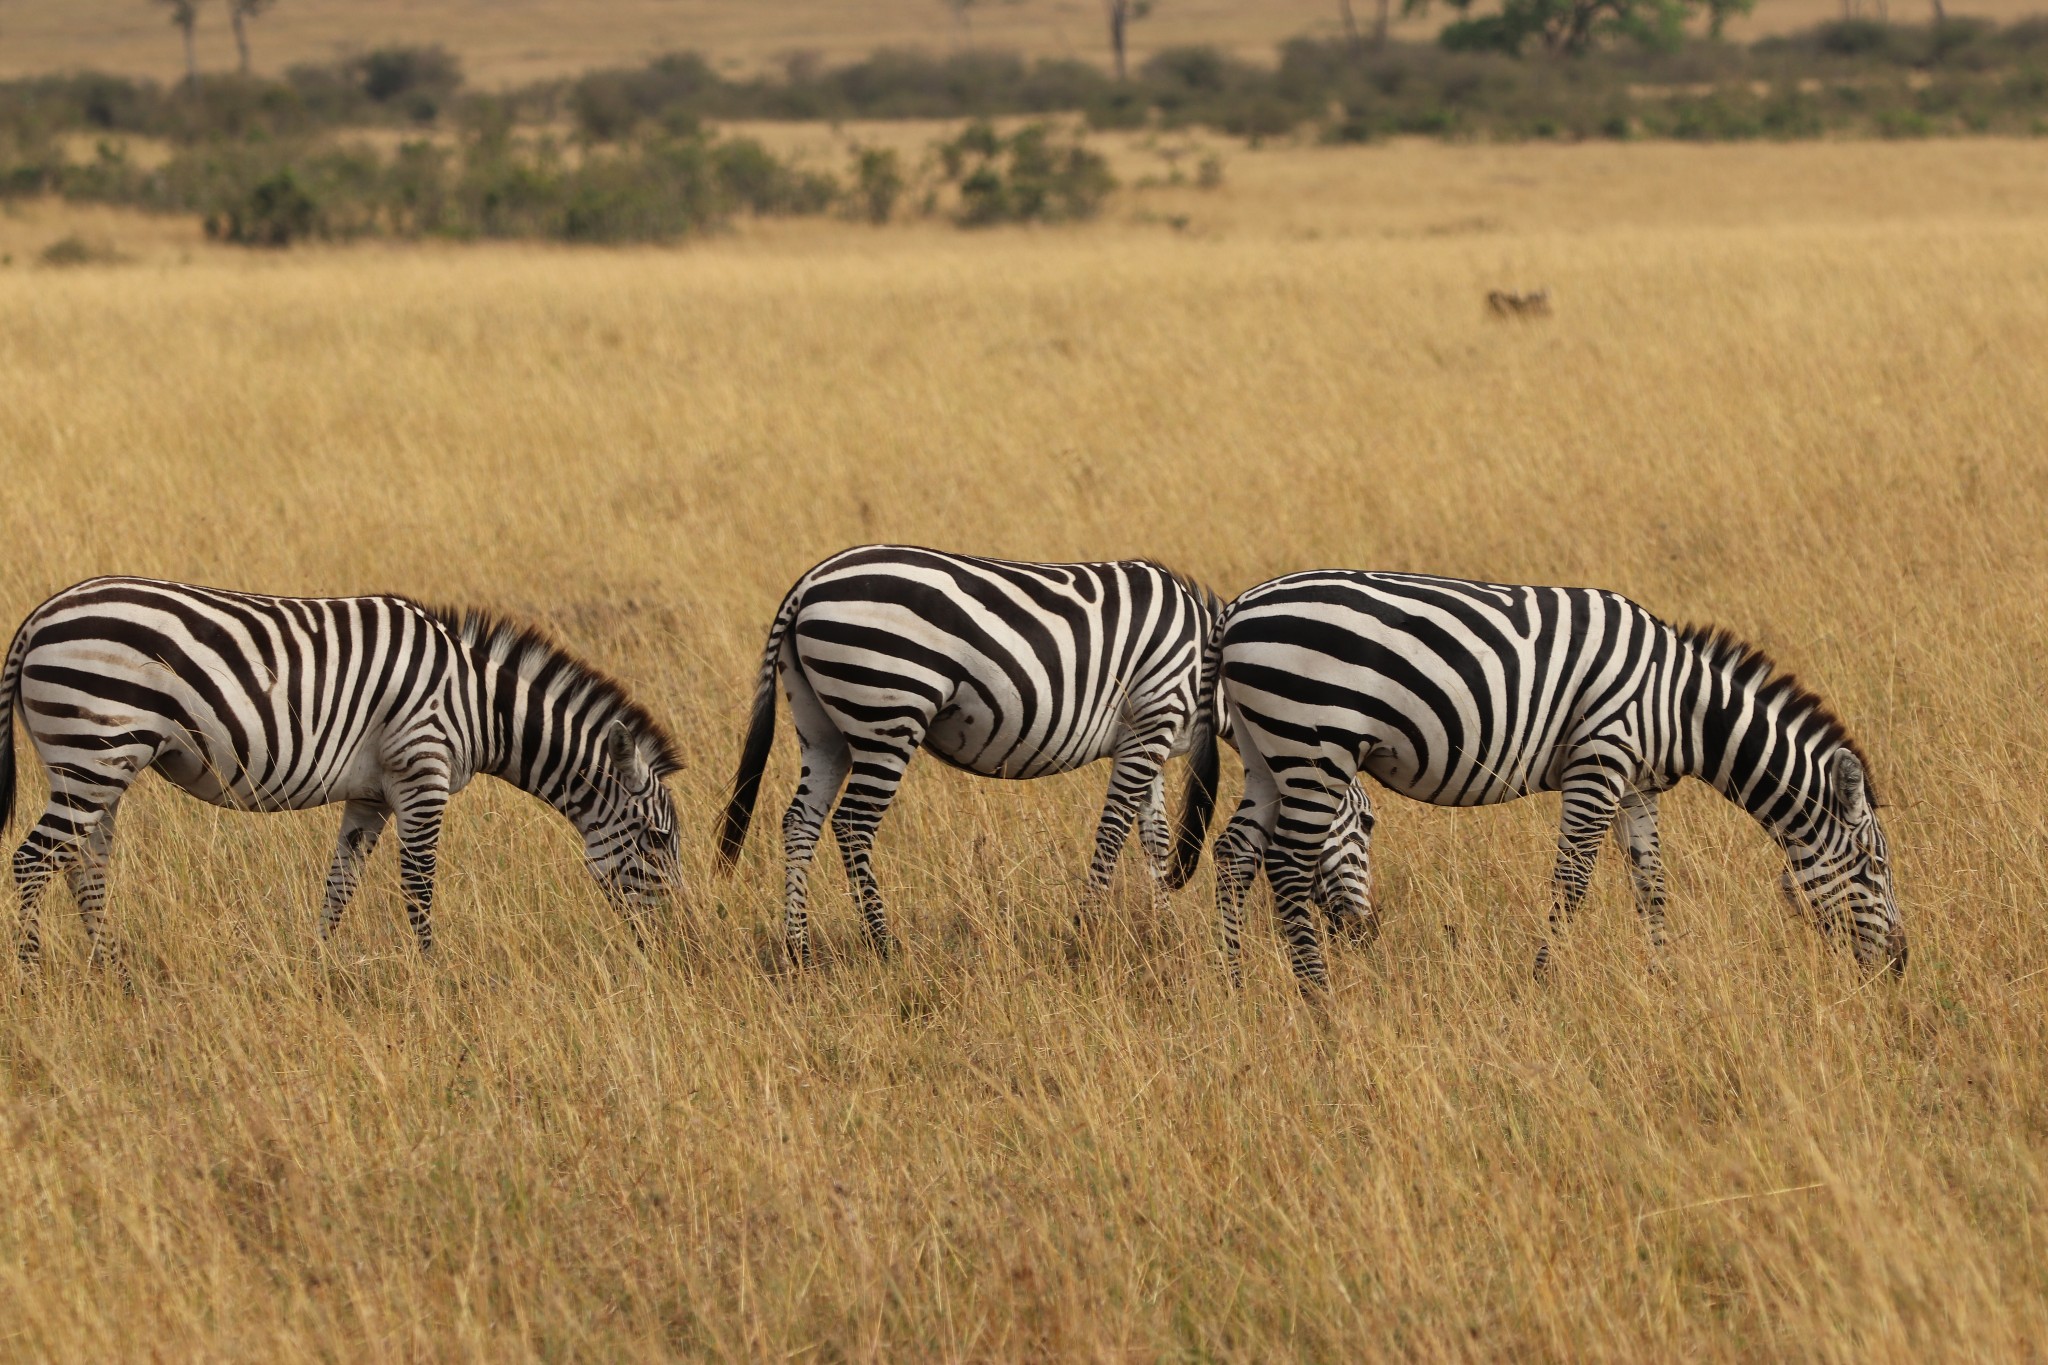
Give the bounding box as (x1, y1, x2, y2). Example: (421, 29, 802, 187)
(715, 585, 798, 869)
(1166, 601, 1227, 889)
(0, 614, 25, 835)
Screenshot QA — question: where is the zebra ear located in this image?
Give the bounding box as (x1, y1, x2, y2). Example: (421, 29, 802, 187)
(1832, 749, 1870, 824)
(607, 721, 652, 794)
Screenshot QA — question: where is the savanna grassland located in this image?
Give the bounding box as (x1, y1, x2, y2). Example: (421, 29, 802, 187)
(2, 135, 2047, 1360)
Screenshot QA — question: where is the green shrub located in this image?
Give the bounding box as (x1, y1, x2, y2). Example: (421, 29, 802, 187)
(851, 146, 905, 224)
(207, 169, 319, 247)
(938, 121, 1115, 227)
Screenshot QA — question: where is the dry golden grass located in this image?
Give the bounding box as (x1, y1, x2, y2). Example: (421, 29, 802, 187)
(2, 136, 2047, 1359)
(16, 0, 2042, 84)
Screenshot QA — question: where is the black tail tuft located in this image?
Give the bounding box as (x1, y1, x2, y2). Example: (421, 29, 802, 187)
(1167, 711, 1218, 889)
(716, 679, 777, 869)
(1166, 603, 1227, 889)
(0, 619, 23, 836)
(715, 588, 798, 871)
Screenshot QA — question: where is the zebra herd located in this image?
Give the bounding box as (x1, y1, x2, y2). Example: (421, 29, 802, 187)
(0, 548, 1906, 987)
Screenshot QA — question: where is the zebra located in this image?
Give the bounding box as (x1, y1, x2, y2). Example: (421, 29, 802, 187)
(0, 577, 683, 970)
(1185, 569, 1904, 989)
(713, 545, 1378, 967)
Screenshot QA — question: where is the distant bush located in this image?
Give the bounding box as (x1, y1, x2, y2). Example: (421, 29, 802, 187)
(850, 146, 905, 224)
(937, 121, 1115, 226)
(206, 168, 319, 246)
(38, 234, 124, 267)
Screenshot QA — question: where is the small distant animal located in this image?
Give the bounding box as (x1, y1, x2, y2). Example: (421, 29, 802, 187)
(1487, 288, 1551, 319)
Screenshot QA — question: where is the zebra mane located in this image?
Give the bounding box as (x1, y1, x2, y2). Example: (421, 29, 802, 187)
(429, 605, 684, 778)
(1675, 623, 1877, 805)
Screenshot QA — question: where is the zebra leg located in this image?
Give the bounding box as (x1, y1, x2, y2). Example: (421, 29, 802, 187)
(1612, 790, 1670, 959)
(829, 737, 917, 958)
(389, 779, 451, 957)
(319, 799, 390, 942)
(1134, 772, 1173, 918)
(63, 802, 126, 979)
(1212, 801, 1267, 983)
(779, 700, 852, 970)
(1213, 736, 1280, 983)
(1079, 735, 1172, 925)
(1532, 759, 1628, 977)
(1266, 784, 1344, 992)
(13, 832, 65, 972)
(15, 768, 136, 972)
(1313, 783, 1379, 947)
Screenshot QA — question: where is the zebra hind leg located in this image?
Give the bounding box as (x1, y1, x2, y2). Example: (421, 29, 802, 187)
(1266, 839, 1330, 992)
(63, 802, 129, 986)
(1211, 798, 1269, 985)
(829, 738, 917, 960)
(1313, 784, 1379, 948)
(780, 722, 852, 970)
(13, 832, 64, 974)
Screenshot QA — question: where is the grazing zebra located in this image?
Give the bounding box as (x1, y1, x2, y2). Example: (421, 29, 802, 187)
(714, 544, 1377, 967)
(0, 577, 682, 969)
(1186, 570, 1904, 989)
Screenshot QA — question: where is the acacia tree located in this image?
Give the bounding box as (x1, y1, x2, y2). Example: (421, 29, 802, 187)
(1406, 0, 1753, 55)
(1105, 0, 1154, 80)
(153, 0, 200, 88)
(229, 0, 278, 74)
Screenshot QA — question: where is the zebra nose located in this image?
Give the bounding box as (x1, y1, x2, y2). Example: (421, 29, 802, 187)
(1886, 926, 1908, 977)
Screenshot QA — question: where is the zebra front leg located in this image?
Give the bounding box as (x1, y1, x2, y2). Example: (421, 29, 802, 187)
(1532, 761, 1627, 977)
(1078, 740, 1169, 928)
(1134, 772, 1173, 919)
(390, 781, 451, 958)
(1612, 790, 1670, 962)
(829, 738, 915, 959)
(320, 799, 390, 942)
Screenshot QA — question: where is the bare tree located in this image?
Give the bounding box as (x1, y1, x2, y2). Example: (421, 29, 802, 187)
(229, 0, 278, 75)
(1105, 0, 1154, 81)
(153, 0, 200, 89)
(1373, 0, 1393, 46)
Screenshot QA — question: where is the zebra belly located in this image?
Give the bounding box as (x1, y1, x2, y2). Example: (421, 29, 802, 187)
(923, 701, 1116, 779)
(148, 728, 389, 812)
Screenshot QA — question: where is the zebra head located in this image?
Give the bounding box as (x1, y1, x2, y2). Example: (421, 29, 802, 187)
(1780, 748, 1904, 975)
(577, 721, 683, 914)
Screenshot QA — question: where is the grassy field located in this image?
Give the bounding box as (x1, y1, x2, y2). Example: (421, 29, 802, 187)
(2, 136, 2047, 1358)
(17, 0, 2044, 84)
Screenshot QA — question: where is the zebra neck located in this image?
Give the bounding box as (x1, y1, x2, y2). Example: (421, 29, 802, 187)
(466, 654, 594, 819)
(1680, 643, 1822, 844)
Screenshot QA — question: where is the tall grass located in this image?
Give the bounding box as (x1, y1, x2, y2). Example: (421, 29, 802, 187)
(0, 139, 2043, 1358)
